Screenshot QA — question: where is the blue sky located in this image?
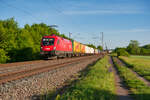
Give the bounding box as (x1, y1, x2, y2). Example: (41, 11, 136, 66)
(0, 0, 150, 49)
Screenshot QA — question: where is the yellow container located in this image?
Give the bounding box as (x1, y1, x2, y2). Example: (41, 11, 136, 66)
(80, 44, 85, 53)
(73, 41, 81, 53)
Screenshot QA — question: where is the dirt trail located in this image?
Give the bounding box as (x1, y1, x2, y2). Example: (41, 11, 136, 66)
(116, 57, 150, 86)
(109, 57, 133, 100)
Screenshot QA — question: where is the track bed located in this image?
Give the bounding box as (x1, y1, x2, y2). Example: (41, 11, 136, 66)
(0, 55, 101, 100)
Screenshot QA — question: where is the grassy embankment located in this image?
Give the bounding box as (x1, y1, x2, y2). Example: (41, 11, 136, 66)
(55, 56, 116, 100)
(112, 57, 150, 100)
(119, 56, 150, 81)
(131, 55, 150, 60)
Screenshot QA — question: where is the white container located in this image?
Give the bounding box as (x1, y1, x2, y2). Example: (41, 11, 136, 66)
(85, 46, 90, 54)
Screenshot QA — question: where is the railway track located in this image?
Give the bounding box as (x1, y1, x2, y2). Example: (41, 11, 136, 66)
(0, 60, 44, 68)
(0, 56, 93, 74)
(0, 55, 101, 84)
(0, 57, 75, 73)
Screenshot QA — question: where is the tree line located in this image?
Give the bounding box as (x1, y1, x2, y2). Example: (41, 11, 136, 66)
(0, 18, 102, 63)
(0, 18, 68, 63)
(114, 40, 150, 56)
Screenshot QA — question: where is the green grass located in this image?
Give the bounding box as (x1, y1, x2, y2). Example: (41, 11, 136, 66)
(119, 56, 150, 81)
(55, 56, 116, 100)
(109, 53, 117, 57)
(131, 55, 150, 60)
(112, 57, 150, 100)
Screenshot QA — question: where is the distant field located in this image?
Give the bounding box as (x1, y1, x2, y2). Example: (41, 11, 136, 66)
(119, 56, 150, 81)
(131, 55, 150, 60)
(113, 57, 150, 100)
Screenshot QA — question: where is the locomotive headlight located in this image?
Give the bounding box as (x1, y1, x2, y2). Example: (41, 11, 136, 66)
(41, 47, 43, 49)
(53, 47, 56, 50)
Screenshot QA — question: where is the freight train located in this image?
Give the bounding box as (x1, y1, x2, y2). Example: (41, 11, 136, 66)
(40, 34, 101, 59)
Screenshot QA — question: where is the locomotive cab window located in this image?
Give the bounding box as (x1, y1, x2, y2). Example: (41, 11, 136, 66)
(42, 38, 54, 46)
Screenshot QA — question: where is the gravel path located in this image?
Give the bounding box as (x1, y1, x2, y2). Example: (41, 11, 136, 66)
(109, 57, 133, 100)
(0, 55, 101, 100)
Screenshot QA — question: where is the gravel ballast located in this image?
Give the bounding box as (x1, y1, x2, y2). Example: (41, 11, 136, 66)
(0, 56, 101, 100)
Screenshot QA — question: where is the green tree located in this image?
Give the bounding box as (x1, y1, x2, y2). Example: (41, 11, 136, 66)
(116, 49, 130, 57)
(127, 40, 140, 55)
(140, 48, 150, 55)
(114, 47, 126, 52)
(0, 49, 9, 63)
(0, 18, 70, 63)
(142, 44, 150, 49)
(97, 45, 103, 51)
(87, 44, 96, 49)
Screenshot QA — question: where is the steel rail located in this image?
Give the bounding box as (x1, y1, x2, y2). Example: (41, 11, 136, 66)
(0, 55, 101, 84)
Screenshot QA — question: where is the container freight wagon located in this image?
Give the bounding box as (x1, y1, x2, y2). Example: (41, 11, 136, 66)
(94, 49, 98, 54)
(90, 47, 94, 54)
(85, 46, 90, 55)
(98, 50, 101, 54)
(40, 35, 73, 58)
(72, 40, 81, 56)
(80, 44, 85, 55)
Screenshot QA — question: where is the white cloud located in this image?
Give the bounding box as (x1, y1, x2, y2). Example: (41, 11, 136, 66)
(121, 29, 150, 33)
(105, 28, 150, 35)
(62, 9, 142, 15)
(61, 1, 146, 15)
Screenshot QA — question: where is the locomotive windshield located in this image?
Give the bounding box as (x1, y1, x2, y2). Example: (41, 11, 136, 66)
(42, 38, 54, 46)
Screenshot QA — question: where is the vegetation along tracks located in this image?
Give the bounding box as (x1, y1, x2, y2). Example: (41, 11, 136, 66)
(112, 56, 150, 100)
(118, 56, 150, 86)
(0, 55, 101, 84)
(56, 56, 116, 100)
(119, 56, 150, 82)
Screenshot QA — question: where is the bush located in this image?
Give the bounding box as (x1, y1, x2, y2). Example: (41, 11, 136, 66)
(116, 49, 130, 57)
(110, 53, 117, 57)
(0, 49, 9, 63)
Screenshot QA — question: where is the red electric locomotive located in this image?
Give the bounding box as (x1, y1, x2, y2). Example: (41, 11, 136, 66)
(40, 35, 73, 58)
